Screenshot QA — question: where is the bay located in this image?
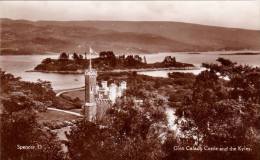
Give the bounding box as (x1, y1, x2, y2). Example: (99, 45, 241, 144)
(0, 51, 259, 90)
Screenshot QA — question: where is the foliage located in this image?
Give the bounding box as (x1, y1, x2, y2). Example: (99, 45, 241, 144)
(174, 58, 260, 159)
(59, 52, 69, 60)
(34, 51, 194, 71)
(0, 70, 59, 110)
(66, 97, 167, 160)
(99, 51, 116, 59)
(163, 56, 176, 67)
(0, 88, 64, 160)
(72, 52, 83, 61)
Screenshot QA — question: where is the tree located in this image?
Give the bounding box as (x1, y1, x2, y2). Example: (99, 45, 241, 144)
(98, 51, 117, 67)
(42, 58, 52, 64)
(59, 52, 69, 60)
(143, 56, 147, 64)
(216, 57, 236, 66)
(163, 56, 176, 67)
(0, 70, 21, 93)
(66, 97, 167, 160)
(66, 121, 112, 160)
(175, 58, 260, 159)
(72, 52, 79, 60)
(99, 51, 115, 59)
(1, 94, 64, 160)
(125, 55, 143, 67)
(0, 71, 65, 159)
(79, 54, 83, 60)
(1, 71, 58, 110)
(134, 55, 142, 63)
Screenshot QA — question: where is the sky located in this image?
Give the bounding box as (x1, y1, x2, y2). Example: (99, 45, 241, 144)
(0, 1, 260, 30)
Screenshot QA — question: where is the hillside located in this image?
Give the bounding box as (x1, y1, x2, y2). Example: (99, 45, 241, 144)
(1, 18, 260, 54)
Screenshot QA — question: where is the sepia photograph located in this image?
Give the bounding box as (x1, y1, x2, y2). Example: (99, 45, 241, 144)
(0, 1, 260, 160)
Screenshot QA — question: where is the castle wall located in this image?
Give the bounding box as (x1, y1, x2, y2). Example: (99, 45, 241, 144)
(83, 102, 97, 121)
(96, 99, 112, 120)
(84, 71, 126, 121)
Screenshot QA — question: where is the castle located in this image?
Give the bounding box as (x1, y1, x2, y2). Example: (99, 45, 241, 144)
(82, 48, 127, 121)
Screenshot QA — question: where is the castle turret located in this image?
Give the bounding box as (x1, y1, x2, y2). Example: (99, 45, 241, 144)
(85, 69, 97, 103)
(120, 81, 127, 90)
(83, 47, 97, 121)
(109, 83, 117, 104)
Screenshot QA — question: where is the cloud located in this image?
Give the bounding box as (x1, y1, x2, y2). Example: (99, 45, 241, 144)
(0, 1, 259, 30)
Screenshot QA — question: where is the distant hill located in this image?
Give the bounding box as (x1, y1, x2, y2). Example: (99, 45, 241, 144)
(1, 18, 260, 55)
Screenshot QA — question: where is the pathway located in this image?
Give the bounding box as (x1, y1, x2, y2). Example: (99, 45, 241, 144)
(55, 87, 84, 97)
(47, 107, 83, 117)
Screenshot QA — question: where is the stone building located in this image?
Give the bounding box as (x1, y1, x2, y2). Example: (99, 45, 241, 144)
(83, 49, 127, 121)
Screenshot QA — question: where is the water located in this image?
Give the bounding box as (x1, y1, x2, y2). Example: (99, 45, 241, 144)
(138, 51, 260, 77)
(138, 68, 206, 78)
(140, 51, 260, 66)
(0, 51, 259, 90)
(0, 55, 85, 90)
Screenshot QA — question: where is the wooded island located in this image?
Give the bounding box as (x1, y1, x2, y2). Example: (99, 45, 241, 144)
(34, 51, 194, 72)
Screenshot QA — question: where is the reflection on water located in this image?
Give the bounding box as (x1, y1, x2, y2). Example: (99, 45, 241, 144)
(0, 52, 259, 90)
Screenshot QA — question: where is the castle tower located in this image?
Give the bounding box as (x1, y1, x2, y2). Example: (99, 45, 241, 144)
(83, 47, 97, 121)
(109, 83, 117, 104)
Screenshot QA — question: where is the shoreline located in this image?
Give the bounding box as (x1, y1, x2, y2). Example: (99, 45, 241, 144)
(27, 66, 201, 74)
(1, 50, 260, 56)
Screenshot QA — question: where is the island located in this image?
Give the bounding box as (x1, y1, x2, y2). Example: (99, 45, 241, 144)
(33, 51, 196, 73)
(219, 52, 260, 55)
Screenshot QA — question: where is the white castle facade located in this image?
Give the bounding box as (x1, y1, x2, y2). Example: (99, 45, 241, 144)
(96, 80, 127, 104)
(82, 49, 127, 121)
